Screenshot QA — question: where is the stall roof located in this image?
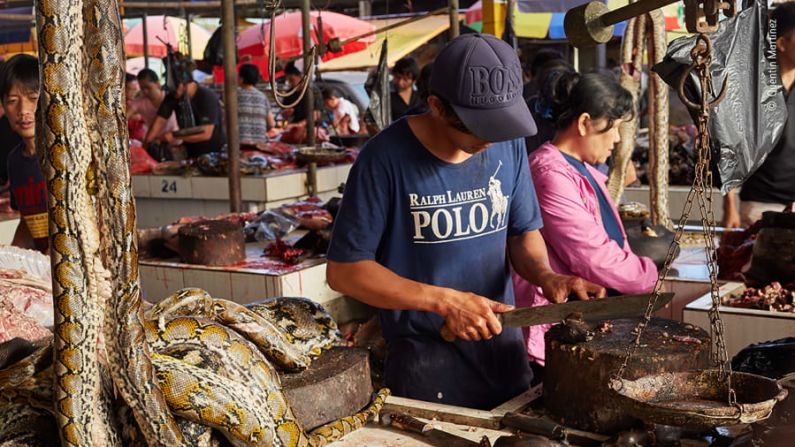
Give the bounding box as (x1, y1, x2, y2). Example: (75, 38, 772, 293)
(318, 14, 449, 72)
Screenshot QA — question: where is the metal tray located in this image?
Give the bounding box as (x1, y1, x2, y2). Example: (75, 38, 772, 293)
(610, 370, 787, 428)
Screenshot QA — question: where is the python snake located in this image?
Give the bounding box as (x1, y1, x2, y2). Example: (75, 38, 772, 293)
(608, 7, 671, 229)
(0, 0, 389, 445)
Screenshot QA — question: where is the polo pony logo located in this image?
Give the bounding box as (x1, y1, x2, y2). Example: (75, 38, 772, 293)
(408, 160, 511, 244)
(488, 161, 508, 229)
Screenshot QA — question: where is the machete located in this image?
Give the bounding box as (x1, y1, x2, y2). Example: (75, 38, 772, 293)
(442, 293, 674, 342)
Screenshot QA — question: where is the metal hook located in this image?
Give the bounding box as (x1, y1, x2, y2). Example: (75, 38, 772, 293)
(676, 61, 728, 112)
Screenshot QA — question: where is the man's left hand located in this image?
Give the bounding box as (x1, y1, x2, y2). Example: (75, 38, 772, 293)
(538, 272, 606, 303)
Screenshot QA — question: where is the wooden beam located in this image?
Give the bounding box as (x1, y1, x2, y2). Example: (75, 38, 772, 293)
(382, 396, 502, 430)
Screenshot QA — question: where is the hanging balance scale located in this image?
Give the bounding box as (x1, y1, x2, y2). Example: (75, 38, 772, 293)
(589, 0, 790, 428)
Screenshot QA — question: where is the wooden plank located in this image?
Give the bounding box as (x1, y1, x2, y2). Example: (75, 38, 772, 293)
(490, 384, 542, 417)
(381, 396, 501, 430)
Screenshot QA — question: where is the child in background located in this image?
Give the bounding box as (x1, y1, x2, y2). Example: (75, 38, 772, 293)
(0, 54, 49, 253)
(322, 87, 360, 136)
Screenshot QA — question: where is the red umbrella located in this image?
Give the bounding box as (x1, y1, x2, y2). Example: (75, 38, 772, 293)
(236, 11, 376, 79)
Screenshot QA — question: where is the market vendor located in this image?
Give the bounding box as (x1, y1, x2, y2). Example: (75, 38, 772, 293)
(390, 57, 420, 121)
(280, 62, 323, 143)
(322, 87, 360, 136)
(1, 54, 49, 253)
(130, 68, 179, 141)
(238, 63, 276, 147)
(144, 54, 226, 158)
(326, 34, 605, 410)
(723, 3, 795, 228)
(512, 72, 658, 372)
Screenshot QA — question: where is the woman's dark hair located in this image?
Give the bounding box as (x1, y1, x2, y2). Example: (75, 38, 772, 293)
(284, 62, 301, 77)
(125, 72, 137, 83)
(239, 63, 261, 86)
(0, 54, 39, 102)
(529, 49, 564, 78)
(137, 68, 159, 84)
(540, 71, 633, 133)
(393, 57, 420, 80)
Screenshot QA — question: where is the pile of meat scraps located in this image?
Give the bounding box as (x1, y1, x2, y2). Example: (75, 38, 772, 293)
(722, 282, 795, 313)
(0, 268, 53, 343)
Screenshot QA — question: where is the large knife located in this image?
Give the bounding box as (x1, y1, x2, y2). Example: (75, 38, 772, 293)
(441, 293, 674, 342)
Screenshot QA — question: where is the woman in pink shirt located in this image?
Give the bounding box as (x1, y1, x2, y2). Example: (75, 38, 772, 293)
(513, 72, 658, 372)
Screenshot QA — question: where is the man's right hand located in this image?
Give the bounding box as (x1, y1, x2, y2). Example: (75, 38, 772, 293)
(438, 290, 514, 342)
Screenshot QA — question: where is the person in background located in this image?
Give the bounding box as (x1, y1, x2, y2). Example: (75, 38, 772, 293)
(145, 53, 226, 158)
(280, 62, 323, 143)
(525, 59, 574, 154)
(522, 49, 564, 102)
(131, 68, 178, 140)
(237, 63, 275, 148)
(0, 54, 49, 253)
(390, 57, 419, 121)
(322, 87, 360, 136)
(723, 2, 795, 228)
(512, 72, 657, 378)
(0, 60, 22, 187)
(404, 62, 433, 116)
(125, 73, 147, 141)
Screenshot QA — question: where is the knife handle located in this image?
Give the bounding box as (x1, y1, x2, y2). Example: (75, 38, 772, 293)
(383, 412, 431, 434)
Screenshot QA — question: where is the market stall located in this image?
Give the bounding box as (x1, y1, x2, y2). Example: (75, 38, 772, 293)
(133, 162, 352, 227)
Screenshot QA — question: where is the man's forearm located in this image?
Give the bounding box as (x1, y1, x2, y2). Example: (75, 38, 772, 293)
(327, 259, 452, 316)
(508, 230, 556, 286)
(179, 125, 214, 143)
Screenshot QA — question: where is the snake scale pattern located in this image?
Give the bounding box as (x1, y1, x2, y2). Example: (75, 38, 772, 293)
(608, 6, 671, 229)
(0, 0, 389, 445)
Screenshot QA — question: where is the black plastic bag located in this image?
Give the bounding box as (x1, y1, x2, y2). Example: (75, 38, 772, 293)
(732, 337, 795, 379)
(653, 0, 787, 193)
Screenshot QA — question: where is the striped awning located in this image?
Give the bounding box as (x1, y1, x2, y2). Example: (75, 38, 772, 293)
(466, 0, 689, 41)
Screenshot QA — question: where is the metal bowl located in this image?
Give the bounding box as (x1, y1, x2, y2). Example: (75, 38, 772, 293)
(296, 147, 348, 165)
(610, 370, 788, 428)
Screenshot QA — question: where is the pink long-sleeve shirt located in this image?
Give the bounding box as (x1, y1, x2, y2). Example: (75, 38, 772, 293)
(513, 142, 658, 365)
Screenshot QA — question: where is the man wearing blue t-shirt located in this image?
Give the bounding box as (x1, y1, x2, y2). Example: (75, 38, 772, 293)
(326, 34, 605, 410)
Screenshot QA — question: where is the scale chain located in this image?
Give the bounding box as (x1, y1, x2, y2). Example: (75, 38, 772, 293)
(611, 32, 736, 406)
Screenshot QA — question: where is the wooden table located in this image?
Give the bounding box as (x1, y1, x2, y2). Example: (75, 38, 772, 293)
(683, 282, 795, 357)
(132, 164, 352, 227)
(139, 241, 341, 305)
(0, 212, 19, 245)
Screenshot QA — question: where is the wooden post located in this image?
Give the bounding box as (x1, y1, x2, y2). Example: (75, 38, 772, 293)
(482, 0, 505, 38)
(142, 12, 149, 68)
(449, 0, 460, 39)
(222, 0, 242, 212)
(301, 0, 316, 146)
(185, 10, 193, 59)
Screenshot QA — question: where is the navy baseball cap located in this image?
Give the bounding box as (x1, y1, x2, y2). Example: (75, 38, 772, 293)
(430, 34, 537, 142)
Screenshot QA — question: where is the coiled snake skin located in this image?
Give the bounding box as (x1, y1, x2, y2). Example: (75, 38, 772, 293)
(0, 0, 389, 445)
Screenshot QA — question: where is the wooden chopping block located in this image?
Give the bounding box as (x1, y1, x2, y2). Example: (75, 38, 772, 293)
(281, 347, 373, 431)
(178, 220, 245, 266)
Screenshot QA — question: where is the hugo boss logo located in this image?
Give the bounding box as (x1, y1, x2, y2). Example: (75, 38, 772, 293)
(467, 65, 521, 105)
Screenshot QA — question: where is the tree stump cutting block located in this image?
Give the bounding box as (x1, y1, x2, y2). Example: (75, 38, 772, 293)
(281, 347, 373, 431)
(178, 220, 245, 266)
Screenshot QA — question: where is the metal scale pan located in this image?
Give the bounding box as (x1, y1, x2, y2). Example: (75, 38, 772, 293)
(611, 370, 788, 428)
